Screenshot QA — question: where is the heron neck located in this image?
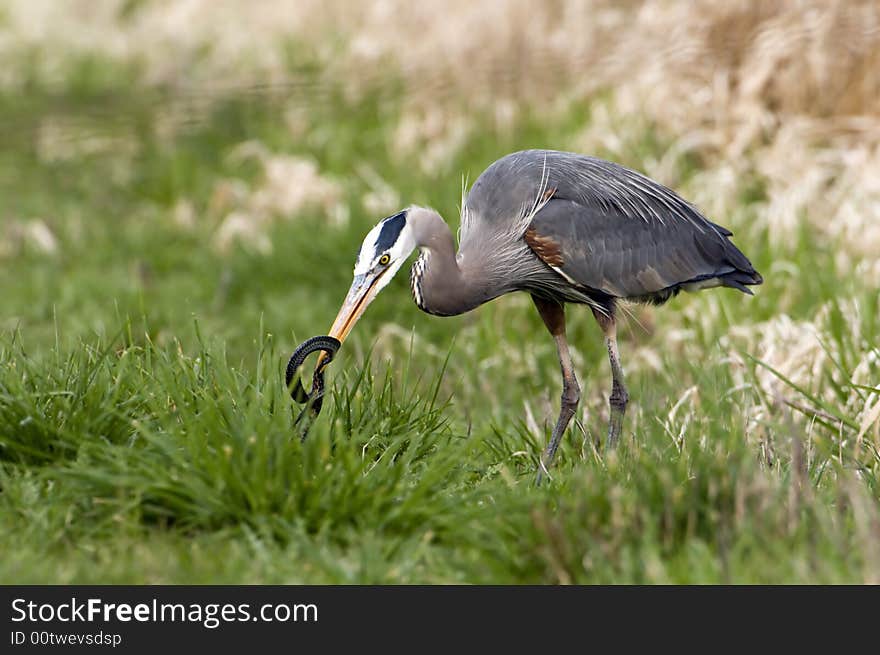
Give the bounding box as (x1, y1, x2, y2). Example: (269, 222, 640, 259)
(412, 222, 497, 317)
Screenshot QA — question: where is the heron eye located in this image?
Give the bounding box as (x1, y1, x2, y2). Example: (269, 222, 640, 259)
(379, 254, 391, 266)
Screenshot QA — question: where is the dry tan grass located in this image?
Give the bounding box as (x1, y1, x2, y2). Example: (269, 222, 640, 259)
(726, 298, 880, 445)
(7, 2, 878, 121)
(209, 143, 346, 253)
(0, 219, 59, 258)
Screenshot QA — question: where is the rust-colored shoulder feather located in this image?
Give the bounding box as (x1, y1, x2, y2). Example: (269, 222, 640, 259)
(524, 227, 565, 267)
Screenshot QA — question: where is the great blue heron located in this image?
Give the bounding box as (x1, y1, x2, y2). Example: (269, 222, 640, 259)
(316, 149, 762, 480)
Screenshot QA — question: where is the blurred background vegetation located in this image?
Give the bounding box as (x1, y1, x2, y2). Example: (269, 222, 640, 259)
(0, 0, 878, 583)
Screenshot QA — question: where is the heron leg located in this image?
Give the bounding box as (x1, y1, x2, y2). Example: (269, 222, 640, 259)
(592, 308, 628, 448)
(532, 295, 580, 485)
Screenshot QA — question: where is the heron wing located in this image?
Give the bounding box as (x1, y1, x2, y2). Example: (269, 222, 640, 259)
(526, 196, 761, 301)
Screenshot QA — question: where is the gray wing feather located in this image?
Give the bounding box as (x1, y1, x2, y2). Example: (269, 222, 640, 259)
(530, 196, 757, 298)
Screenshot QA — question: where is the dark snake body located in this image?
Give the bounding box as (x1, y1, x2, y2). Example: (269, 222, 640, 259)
(285, 335, 341, 430)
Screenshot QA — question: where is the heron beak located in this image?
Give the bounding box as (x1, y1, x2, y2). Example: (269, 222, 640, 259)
(316, 270, 387, 371)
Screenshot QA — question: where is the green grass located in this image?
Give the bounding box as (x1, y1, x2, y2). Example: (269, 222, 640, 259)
(1, 62, 878, 583)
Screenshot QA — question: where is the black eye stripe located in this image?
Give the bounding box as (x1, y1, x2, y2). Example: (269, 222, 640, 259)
(374, 211, 407, 253)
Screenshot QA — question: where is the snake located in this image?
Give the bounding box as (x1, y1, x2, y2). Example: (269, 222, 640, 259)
(285, 335, 341, 430)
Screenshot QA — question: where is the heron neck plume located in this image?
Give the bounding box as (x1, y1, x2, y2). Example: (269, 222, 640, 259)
(408, 207, 497, 316)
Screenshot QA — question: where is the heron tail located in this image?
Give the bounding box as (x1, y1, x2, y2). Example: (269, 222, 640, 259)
(719, 269, 763, 295)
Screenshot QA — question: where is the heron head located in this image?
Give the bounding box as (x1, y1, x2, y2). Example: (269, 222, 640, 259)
(321, 210, 416, 361)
